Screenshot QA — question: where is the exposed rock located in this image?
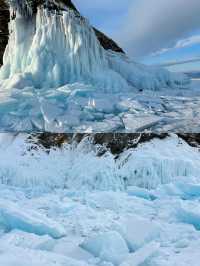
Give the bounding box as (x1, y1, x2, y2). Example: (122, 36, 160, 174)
(0, 0, 9, 65)
(93, 28, 124, 54)
(28, 133, 169, 154)
(27, 133, 200, 155)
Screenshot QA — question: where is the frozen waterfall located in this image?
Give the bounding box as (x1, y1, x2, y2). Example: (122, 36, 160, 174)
(0, 7, 128, 91)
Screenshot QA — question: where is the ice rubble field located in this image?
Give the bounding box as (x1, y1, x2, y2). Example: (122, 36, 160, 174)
(0, 134, 200, 265)
(0, 7, 200, 132)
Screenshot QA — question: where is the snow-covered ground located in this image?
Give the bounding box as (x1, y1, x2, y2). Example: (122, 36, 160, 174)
(0, 6, 199, 132)
(0, 134, 200, 265)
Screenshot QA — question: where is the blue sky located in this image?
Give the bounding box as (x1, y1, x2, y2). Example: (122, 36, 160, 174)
(73, 0, 200, 72)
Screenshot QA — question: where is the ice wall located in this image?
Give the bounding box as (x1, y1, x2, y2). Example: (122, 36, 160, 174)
(0, 6, 128, 91)
(0, 4, 189, 92)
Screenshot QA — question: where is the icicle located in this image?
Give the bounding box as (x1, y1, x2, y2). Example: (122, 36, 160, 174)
(8, 0, 34, 17)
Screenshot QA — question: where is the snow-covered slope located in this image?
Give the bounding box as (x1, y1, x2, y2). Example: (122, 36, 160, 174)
(0, 133, 200, 265)
(0, 3, 194, 132)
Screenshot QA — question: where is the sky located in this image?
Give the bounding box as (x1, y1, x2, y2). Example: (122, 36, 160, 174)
(73, 0, 200, 72)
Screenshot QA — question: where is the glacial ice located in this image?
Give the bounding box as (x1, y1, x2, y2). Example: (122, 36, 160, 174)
(0, 5, 195, 132)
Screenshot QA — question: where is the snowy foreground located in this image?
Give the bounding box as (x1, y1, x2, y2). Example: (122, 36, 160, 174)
(0, 7, 199, 132)
(0, 134, 200, 265)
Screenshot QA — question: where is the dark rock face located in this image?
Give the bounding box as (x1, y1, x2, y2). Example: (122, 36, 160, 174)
(29, 133, 169, 154)
(0, 0, 124, 65)
(93, 28, 124, 54)
(0, 0, 9, 66)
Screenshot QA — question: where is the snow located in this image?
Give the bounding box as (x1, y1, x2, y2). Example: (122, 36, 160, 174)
(0, 5, 197, 132)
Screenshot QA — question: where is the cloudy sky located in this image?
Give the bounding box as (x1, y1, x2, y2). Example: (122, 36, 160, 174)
(73, 0, 200, 72)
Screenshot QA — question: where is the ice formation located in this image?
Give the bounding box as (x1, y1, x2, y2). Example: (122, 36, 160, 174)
(0, 133, 199, 265)
(0, 7, 128, 91)
(0, 134, 200, 266)
(0, 133, 199, 191)
(0, 3, 193, 132)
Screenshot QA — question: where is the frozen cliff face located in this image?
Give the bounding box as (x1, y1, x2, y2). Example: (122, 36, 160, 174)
(0, 4, 188, 91)
(0, 7, 127, 90)
(0, 1, 194, 132)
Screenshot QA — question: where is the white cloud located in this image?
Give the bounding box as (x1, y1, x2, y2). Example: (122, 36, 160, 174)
(150, 34, 200, 58)
(175, 35, 200, 49)
(117, 0, 200, 58)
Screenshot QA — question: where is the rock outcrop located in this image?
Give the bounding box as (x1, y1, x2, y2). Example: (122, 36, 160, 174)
(27, 133, 200, 155)
(29, 133, 168, 154)
(0, 0, 124, 66)
(0, 0, 9, 65)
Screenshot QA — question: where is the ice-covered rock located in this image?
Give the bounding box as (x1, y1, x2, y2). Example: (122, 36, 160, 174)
(81, 231, 129, 265)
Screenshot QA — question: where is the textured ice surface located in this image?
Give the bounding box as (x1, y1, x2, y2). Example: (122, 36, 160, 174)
(0, 6, 196, 132)
(81, 231, 129, 265)
(0, 134, 199, 265)
(0, 200, 66, 238)
(120, 241, 160, 266)
(114, 215, 160, 251)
